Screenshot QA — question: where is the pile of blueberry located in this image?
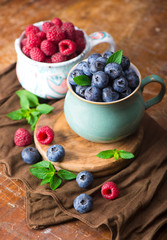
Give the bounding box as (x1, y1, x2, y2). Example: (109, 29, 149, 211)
(68, 51, 140, 102)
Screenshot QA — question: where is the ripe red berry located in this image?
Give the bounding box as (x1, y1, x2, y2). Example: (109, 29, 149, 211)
(36, 126, 54, 145)
(101, 181, 119, 200)
(14, 128, 32, 147)
(36, 31, 46, 41)
(25, 25, 40, 36)
(30, 47, 45, 62)
(47, 26, 65, 44)
(41, 40, 57, 56)
(22, 46, 31, 58)
(75, 29, 84, 39)
(44, 57, 52, 63)
(42, 21, 54, 33)
(21, 38, 27, 47)
(61, 22, 75, 40)
(68, 52, 77, 60)
(51, 52, 67, 63)
(59, 39, 76, 56)
(51, 17, 62, 27)
(75, 37, 86, 54)
(26, 33, 42, 49)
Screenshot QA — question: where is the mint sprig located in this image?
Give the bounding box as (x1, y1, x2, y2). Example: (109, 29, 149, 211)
(29, 161, 76, 190)
(106, 50, 123, 64)
(7, 90, 54, 130)
(73, 75, 91, 86)
(97, 149, 134, 161)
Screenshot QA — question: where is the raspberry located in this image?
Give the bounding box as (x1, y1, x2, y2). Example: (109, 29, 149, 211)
(22, 46, 31, 57)
(75, 37, 86, 54)
(21, 38, 27, 47)
(51, 17, 63, 27)
(51, 52, 67, 63)
(75, 29, 84, 39)
(61, 22, 75, 40)
(68, 52, 77, 60)
(36, 31, 46, 41)
(26, 33, 41, 49)
(101, 181, 119, 200)
(59, 39, 76, 56)
(14, 128, 32, 147)
(41, 40, 57, 56)
(44, 57, 52, 63)
(25, 25, 40, 36)
(47, 26, 65, 44)
(42, 21, 54, 33)
(30, 47, 45, 62)
(36, 126, 54, 145)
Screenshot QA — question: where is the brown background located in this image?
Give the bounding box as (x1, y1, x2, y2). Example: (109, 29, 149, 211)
(0, 0, 167, 239)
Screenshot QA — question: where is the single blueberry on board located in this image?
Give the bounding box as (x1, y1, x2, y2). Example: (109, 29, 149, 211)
(104, 63, 123, 79)
(91, 71, 109, 89)
(126, 72, 140, 89)
(47, 144, 65, 162)
(113, 77, 128, 93)
(102, 86, 120, 102)
(121, 56, 130, 70)
(85, 86, 102, 102)
(69, 69, 84, 85)
(75, 85, 88, 98)
(76, 171, 93, 188)
(21, 147, 42, 164)
(73, 193, 93, 213)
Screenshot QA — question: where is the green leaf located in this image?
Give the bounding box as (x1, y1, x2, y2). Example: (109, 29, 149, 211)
(36, 104, 54, 114)
(16, 90, 39, 109)
(106, 50, 123, 64)
(7, 109, 27, 120)
(26, 114, 39, 130)
(73, 75, 91, 86)
(50, 175, 62, 190)
(49, 163, 56, 172)
(118, 150, 135, 159)
(114, 151, 119, 160)
(40, 176, 52, 185)
(96, 150, 114, 159)
(29, 167, 50, 179)
(31, 161, 51, 169)
(57, 169, 76, 180)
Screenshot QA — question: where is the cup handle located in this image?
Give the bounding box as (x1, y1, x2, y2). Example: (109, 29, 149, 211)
(140, 74, 166, 110)
(88, 31, 116, 53)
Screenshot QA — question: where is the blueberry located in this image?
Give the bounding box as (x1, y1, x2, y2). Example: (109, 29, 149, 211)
(91, 71, 109, 89)
(121, 56, 130, 70)
(21, 147, 42, 164)
(47, 144, 65, 162)
(124, 67, 135, 76)
(75, 85, 88, 98)
(73, 193, 93, 213)
(69, 69, 84, 85)
(76, 171, 93, 188)
(76, 61, 92, 77)
(102, 86, 120, 102)
(89, 57, 106, 73)
(104, 63, 122, 79)
(120, 87, 132, 99)
(126, 72, 139, 89)
(85, 86, 102, 102)
(113, 77, 128, 93)
(103, 51, 113, 59)
(88, 53, 101, 65)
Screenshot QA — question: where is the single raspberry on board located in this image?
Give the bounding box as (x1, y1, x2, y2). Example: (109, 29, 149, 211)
(59, 39, 76, 56)
(75, 37, 85, 54)
(22, 46, 31, 58)
(26, 33, 42, 49)
(47, 26, 65, 44)
(14, 128, 32, 147)
(51, 52, 67, 63)
(51, 17, 63, 27)
(25, 25, 40, 36)
(101, 181, 119, 200)
(30, 47, 45, 62)
(41, 40, 57, 56)
(42, 21, 54, 33)
(61, 22, 75, 40)
(36, 126, 54, 145)
(36, 31, 46, 41)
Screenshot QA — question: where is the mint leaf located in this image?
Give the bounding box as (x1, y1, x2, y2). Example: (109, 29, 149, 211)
(96, 150, 114, 159)
(31, 161, 51, 169)
(114, 151, 119, 160)
(36, 104, 54, 114)
(73, 75, 91, 86)
(50, 175, 62, 190)
(118, 150, 134, 159)
(106, 50, 123, 64)
(26, 114, 39, 130)
(7, 109, 26, 120)
(49, 163, 56, 172)
(16, 90, 39, 108)
(41, 176, 52, 185)
(57, 169, 76, 180)
(29, 167, 50, 179)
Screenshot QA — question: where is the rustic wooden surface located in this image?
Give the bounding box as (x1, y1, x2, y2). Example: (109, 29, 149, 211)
(34, 99, 144, 176)
(0, 0, 167, 239)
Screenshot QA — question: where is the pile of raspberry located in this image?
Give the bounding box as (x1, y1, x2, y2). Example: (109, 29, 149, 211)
(21, 17, 86, 63)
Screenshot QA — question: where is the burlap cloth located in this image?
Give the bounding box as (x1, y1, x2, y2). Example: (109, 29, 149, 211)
(0, 64, 167, 240)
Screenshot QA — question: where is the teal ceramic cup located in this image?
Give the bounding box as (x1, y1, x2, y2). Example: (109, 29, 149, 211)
(64, 62, 166, 143)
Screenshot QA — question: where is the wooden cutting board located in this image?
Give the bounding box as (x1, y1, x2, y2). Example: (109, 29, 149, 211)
(34, 99, 143, 177)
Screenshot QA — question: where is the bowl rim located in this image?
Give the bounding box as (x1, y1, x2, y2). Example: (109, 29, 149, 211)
(67, 59, 142, 105)
(15, 21, 90, 67)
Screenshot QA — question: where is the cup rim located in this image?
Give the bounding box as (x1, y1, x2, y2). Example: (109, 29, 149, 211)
(15, 20, 90, 67)
(67, 59, 142, 105)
